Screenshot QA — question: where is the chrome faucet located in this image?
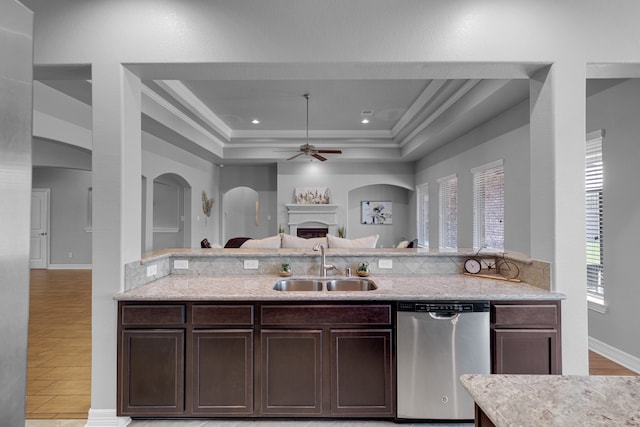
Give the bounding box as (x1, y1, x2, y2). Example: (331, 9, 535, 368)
(313, 243, 335, 277)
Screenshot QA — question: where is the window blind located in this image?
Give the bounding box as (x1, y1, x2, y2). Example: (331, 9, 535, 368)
(438, 175, 457, 249)
(417, 183, 429, 247)
(472, 160, 504, 250)
(586, 131, 604, 297)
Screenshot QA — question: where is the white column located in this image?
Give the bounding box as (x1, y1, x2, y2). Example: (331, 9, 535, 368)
(88, 63, 141, 426)
(530, 61, 589, 374)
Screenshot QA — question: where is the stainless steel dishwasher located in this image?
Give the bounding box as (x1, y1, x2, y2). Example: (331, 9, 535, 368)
(396, 301, 490, 421)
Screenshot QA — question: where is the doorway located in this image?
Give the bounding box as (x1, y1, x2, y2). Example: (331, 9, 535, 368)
(30, 188, 50, 269)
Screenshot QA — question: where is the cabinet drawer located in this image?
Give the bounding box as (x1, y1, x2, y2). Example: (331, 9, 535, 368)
(192, 304, 254, 326)
(492, 302, 559, 328)
(121, 304, 185, 326)
(261, 304, 391, 326)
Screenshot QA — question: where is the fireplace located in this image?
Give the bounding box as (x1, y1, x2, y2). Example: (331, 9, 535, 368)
(297, 227, 328, 239)
(286, 204, 338, 236)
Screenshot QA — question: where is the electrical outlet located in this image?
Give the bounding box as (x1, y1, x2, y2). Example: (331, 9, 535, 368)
(68, 252, 73, 258)
(174, 259, 189, 270)
(244, 259, 259, 269)
(378, 259, 393, 269)
(146, 264, 157, 277)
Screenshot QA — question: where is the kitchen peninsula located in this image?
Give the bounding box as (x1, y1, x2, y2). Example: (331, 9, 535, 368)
(461, 374, 640, 427)
(116, 248, 564, 420)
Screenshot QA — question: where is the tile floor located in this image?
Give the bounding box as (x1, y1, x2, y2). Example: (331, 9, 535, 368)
(26, 420, 471, 427)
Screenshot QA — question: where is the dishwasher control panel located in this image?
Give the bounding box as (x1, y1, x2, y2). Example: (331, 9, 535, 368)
(397, 301, 489, 313)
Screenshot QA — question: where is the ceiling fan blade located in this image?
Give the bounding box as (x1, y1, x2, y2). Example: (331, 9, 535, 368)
(312, 153, 327, 161)
(317, 149, 342, 154)
(287, 152, 305, 160)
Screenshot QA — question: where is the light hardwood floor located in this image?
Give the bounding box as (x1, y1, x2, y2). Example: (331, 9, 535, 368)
(26, 269, 91, 419)
(25, 269, 637, 420)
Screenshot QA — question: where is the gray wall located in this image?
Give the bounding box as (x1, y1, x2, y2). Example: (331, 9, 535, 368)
(0, 1, 32, 424)
(415, 100, 531, 255)
(349, 184, 411, 248)
(586, 79, 640, 364)
(32, 167, 92, 266)
(220, 165, 278, 242)
(277, 161, 415, 240)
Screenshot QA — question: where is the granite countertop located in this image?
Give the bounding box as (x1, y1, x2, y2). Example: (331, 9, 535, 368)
(460, 374, 640, 427)
(114, 273, 564, 301)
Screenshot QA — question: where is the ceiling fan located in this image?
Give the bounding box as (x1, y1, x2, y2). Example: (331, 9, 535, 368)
(286, 94, 342, 161)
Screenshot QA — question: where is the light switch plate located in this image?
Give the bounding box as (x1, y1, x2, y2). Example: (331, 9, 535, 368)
(146, 264, 157, 277)
(244, 259, 259, 269)
(174, 259, 189, 270)
(378, 259, 393, 269)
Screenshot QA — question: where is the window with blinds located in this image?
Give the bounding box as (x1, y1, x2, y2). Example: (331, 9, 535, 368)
(438, 175, 457, 249)
(417, 183, 429, 247)
(472, 160, 504, 250)
(586, 130, 604, 298)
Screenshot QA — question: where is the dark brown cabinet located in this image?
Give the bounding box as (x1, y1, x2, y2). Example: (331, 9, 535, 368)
(258, 304, 394, 418)
(330, 329, 393, 416)
(260, 329, 323, 415)
(491, 301, 562, 375)
(118, 304, 186, 416)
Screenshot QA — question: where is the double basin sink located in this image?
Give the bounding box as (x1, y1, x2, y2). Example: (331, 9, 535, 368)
(273, 278, 377, 292)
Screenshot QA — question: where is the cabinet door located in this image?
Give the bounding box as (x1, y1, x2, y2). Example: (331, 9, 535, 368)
(493, 329, 560, 374)
(260, 329, 323, 415)
(330, 329, 393, 416)
(191, 329, 254, 415)
(119, 329, 185, 416)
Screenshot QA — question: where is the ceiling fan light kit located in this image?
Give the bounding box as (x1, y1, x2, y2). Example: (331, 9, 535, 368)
(285, 94, 343, 162)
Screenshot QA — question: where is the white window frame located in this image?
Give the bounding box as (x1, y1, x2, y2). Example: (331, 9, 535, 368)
(438, 174, 458, 249)
(471, 159, 505, 250)
(586, 129, 606, 313)
(416, 183, 429, 247)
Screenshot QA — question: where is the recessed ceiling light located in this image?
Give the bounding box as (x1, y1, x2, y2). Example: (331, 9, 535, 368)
(361, 118, 370, 124)
(251, 119, 260, 124)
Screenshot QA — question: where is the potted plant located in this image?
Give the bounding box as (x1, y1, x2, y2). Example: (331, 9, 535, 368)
(357, 261, 370, 277)
(279, 262, 292, 277)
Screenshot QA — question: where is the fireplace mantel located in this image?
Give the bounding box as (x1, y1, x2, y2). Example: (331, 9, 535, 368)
(286, 204, 338, 236)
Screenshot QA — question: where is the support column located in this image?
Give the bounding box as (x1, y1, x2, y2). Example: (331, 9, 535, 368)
(0, 2, 32, 425)
(88, 63, 141, 426)
(530, 61, 589, 374)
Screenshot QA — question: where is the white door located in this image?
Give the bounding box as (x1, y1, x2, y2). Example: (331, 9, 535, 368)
(30, 189, 50, 269)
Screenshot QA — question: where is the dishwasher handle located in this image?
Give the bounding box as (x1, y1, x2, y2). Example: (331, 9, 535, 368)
(429, 312, 459, 320)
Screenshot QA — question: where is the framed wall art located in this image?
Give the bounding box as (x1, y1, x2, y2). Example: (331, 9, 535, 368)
(361, 201, 392, 224)
(294, 187, 330, 204)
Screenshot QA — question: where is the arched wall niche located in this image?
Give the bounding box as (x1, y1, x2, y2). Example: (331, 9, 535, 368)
(150, 172, 192, 250)
(348, 184, 413, 248)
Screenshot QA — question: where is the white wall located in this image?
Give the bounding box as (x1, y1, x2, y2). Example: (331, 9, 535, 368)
(415, 101, 531, 254)
(586, 79, 640, 365)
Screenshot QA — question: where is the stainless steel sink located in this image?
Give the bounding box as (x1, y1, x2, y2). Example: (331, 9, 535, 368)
(326, 278, 378, 291)
(273, 278, 377, 291)
(273, 279, 323, 291)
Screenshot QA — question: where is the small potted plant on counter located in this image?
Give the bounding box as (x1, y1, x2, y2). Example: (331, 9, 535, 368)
(357, 261, 370, 277)
(279, 263, 292, 277)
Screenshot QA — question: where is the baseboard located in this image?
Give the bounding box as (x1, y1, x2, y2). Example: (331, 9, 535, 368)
(85, 409, 131, 427)
(589, 336, 640, 374)
(47, 264, 92, 270)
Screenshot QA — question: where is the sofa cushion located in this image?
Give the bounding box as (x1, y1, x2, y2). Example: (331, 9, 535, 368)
(282, 234, 327, 249)
(240, 234, 282, 249)
(327, 234, 379, 248)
